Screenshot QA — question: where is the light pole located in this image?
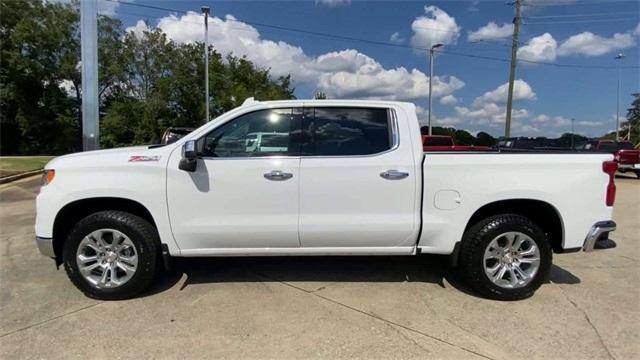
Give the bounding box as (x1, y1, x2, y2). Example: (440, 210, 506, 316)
(614, 53, 625, 141)
(571, 118, 575, 150)
(428, 43, 443, 136)
(202, 6, 210, 122)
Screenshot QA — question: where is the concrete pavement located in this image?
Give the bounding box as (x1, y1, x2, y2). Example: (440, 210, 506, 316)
(0, 175, 638, 359)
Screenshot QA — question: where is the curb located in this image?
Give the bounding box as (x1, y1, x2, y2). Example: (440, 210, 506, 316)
(0, 170, 43, 185)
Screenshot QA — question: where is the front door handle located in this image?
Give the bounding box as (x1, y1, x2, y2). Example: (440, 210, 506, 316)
(264, 170, 293, 181)
(380, 170, 409, 180)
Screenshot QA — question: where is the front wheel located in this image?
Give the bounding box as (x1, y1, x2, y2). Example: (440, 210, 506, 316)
(62, 211, 159, 300)
(459, 214, 552, 301)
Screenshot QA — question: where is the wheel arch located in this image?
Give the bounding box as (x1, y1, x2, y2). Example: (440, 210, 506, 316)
(463, 199, 565, 253)
(52, 197, 158, 260)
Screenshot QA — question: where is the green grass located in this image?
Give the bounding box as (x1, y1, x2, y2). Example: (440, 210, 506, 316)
(0, 156, 54, 173)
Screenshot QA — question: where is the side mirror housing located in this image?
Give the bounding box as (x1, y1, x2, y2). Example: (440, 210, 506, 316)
(179, 140, 198, 172)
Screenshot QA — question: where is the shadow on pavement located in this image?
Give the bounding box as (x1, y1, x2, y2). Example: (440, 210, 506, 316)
(142, 255, 581, 299)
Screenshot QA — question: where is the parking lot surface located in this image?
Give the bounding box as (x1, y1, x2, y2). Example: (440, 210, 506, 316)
(0, 175, 638, 359)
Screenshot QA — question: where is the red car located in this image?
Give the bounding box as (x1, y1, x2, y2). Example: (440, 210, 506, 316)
(422, 135, 491, 152)
(583, 140, 640, 178)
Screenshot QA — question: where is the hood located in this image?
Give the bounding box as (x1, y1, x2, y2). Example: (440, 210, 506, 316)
(46, 145, 170, 170)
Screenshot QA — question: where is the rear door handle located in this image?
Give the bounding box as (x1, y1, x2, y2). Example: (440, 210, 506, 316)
(264, 170, 293, 181)
(380, 170, 409, 180)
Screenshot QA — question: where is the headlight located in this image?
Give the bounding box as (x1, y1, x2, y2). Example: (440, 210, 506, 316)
(42, 169, 55, 186)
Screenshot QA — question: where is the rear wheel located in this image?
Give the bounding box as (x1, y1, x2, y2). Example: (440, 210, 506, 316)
(62, 211, 159, 300)
(459, 214, 552, 300)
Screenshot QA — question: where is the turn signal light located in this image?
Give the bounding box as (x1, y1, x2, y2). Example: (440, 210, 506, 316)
(602, 161, 617, 207)
(42, 169, 55, 186)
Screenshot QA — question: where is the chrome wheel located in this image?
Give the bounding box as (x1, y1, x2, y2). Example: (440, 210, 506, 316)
(76, 229, 138, 289)
(483, 231, 541, 289)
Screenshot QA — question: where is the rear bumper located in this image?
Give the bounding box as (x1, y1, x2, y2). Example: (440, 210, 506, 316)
(583, 221, 617, 252)
(36, 236, 55, 258)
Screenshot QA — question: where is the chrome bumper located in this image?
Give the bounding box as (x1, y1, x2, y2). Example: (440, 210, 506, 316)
(36, 236, 55, 258)
(583, 221, 617, 252)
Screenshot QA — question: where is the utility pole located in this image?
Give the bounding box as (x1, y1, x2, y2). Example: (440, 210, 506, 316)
(428, 43, 443, 136)
(202, 6, 210, 122)
(80, 0, 99, 151)
(615, 53, 625, 141)
(504, 0, 522, 138)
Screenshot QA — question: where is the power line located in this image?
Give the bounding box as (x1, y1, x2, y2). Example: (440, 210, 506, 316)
(524, 17, 637, 25)
(105, 0, 639, 70)
(524, 11, 632, 18)
(522, 0, 638, 6)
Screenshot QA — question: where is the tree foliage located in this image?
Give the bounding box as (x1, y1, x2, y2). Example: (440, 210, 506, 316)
(0, 1, 295, 155)
(621, 93, 640, 145)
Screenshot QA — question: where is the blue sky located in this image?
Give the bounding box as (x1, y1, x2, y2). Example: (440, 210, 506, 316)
(106, 0, 639, 138)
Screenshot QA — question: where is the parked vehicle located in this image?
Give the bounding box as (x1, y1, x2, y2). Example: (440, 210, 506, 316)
(161, 127, 195, 145)
(495, 137, 569, 151)
(36, 99, 618, 301)
(582, 140, 640, 178)
(422, 135, 490, 151)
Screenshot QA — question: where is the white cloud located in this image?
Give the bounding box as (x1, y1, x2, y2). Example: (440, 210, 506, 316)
(455, 103, 529, 126)
(577, 120, 603, 127)
(315, 52, 465, 100)
(467, 22, 513, 42)
(557, 31, 636, 57)
(410, 6, 461, 50)
(126, 20, 149, 39)
(130, 12, 465, 102)
(435, 116, 465, 126)
(440, 94, 458, 105)
(634, 23, 640, 36)
(533, 114, 571, 127)
(315, 0, 350, 7)
(389, 32, 405, 44)
(518, 33, 557, 62)
(472, 79, 536, 107)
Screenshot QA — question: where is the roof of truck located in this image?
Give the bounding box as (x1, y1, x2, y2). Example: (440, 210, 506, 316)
(241, 97, 414, 107)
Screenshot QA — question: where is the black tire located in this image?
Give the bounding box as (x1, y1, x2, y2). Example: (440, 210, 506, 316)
(459, 214, 552, 301)
(635, 170, 640, 179)
(62, 211, 159, 300)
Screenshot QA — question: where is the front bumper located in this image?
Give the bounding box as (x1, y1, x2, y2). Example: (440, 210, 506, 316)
(583, 221, 617, 252)
(36, 236, 55, 258)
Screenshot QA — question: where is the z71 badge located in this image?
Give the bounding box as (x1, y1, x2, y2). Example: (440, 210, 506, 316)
(128, 155, 161, 162)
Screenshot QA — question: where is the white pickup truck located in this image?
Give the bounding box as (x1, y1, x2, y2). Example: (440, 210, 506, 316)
(36, 99, 618, 301)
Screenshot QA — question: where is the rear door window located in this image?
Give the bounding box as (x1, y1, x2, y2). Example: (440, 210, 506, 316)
(300, 107, 392, 156)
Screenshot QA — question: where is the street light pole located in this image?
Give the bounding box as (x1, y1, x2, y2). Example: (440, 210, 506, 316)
(80, 0, 99, 151)
(571, 118, 575, 150)
(614, 53, 625, 141)
(202, 6, 210, 123)
(428, 43, 443, 136)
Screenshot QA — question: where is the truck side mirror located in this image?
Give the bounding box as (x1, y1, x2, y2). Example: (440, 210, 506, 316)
(179, 140, 198, 172)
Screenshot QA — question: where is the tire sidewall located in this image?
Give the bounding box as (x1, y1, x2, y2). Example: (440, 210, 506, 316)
(463, 215, 552, 300)
(63, 212, 157, 300)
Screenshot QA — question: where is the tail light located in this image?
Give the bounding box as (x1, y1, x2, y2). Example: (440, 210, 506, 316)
(602, 161, 617, 206)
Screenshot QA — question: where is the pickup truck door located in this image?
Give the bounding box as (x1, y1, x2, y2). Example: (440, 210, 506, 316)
(166, 108, 301, 251)
(298, 107, 418, 248)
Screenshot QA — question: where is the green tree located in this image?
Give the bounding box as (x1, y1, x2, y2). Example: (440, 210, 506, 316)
(0, 0, 79, 154)
(474, 132, 496, 146)
(621, 93, 640, 145)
